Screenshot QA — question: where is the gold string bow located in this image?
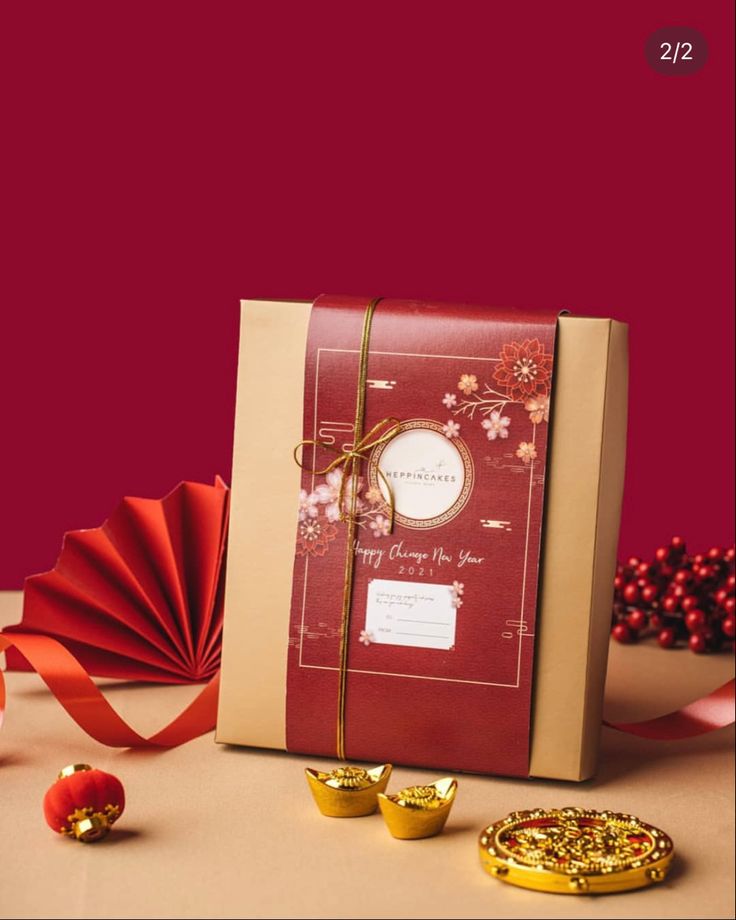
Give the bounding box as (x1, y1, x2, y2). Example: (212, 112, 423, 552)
(293, 297, 401, 759)
(293, 416, 402, 528)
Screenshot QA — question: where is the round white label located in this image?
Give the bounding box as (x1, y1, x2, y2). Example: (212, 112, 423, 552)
(371, 421, 473, 528)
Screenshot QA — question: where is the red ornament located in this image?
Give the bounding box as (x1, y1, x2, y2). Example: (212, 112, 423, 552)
(689, 633, 707, 654)
(681, 594, 699, 613)
(662, 595, 679, 614)
(627, 609, 647, 632)
(657, 628, 677, 649)
(612, 538, 735, 654)
(685, 609, 707, 633)
(43, 764, 125, 842)
(612, 623, 633, 644)
(622, 583, 640, 604)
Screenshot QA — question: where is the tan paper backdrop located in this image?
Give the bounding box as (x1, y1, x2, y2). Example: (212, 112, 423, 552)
(0, 591, 733, 920)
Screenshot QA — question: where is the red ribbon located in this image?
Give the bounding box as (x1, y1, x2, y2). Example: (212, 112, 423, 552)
(1, 633, 218, 747)
(604, 677, 734, 740)
(1, 632, 732, 750)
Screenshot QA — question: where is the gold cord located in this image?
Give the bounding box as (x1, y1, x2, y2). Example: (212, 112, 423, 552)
(293, 297, 399, 759)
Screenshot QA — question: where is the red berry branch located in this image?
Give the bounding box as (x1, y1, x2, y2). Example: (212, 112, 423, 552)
(612, 539, 736, 653)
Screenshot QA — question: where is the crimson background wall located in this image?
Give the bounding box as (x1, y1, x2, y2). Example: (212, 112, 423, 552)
(1, 2, 733, 587)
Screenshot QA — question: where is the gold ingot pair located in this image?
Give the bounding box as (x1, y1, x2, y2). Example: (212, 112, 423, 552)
(305, 765, 457, 838)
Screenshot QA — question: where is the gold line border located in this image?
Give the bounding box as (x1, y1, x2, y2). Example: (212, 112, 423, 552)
(299, 347, 535, 690)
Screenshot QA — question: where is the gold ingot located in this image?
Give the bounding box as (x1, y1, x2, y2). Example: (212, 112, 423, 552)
(305, 764, 392, 817)
(378, 777, 457, 839)
(479, 807, 675, 895)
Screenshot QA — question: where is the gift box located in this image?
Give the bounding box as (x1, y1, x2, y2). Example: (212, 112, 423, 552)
(216, 296, 628, 781)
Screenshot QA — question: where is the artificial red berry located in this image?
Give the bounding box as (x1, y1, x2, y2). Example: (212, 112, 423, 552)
(715, 588, 730, 607)
(662, 595, 679, 613)
(613, 574, 625, 590)
(627, 609, 647, 631)
(671, 536, 685, 551)
(649, 613, 664, 630)
(672, 585, 686, 599)
(612, 623, 634, 643)
(722, 616, 736, 639)
(724, 597, 736, 616)
(726, 574, 736, 591)
(696, 565, 714, 581)
(641, 583, 659, 604)
(673, 569, 692, 585)
(657, 628, 676, 649)
(707, 546, 723, 560)
(689, 633, 707, 654)
(623, 583, 639, 604)
(725, 548, 735, 563)
(655, 546, 670, 562)
(627, 556, 641, 568)
(693, 553, 704, 565)
(685, 609, 707, 632)
(681, 594, 699, 613)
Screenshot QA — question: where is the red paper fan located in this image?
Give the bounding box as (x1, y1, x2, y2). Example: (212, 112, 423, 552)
(3, 478, 229, 684)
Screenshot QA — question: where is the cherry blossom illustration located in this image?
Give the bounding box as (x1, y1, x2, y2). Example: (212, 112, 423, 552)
(369, 514, 391, 538)
(515, 442, 538, 464)
(295, 516, 338, 557)
(443, 419, 461, 439)
(359, 630, 373, 646)
(451, 581, 464, 609)
(481, 410, 511, 441)
(314, 468, 364, 522)
(525, 395, 550, 424)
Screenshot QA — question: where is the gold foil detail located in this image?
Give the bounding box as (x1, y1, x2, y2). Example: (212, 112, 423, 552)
(305, 763, 392, 817)
(479, 807, 675, 894)
(293, 297, 404, 761)
(58, 763, 93, 780)
(378, 777, 457, 839)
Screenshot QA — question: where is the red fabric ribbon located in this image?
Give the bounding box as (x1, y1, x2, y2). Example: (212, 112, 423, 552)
(604, 677, 735, 739)
(1, 633, 218, 747)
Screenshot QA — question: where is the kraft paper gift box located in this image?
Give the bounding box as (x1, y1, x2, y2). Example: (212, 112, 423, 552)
(216, 296, 628, 781)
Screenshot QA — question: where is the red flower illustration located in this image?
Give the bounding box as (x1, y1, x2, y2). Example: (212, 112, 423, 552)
(493, 338, 553, 401)
(296, 515, 338, 558)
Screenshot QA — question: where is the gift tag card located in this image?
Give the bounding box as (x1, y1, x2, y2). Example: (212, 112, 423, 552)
(364, 578, 457, 650)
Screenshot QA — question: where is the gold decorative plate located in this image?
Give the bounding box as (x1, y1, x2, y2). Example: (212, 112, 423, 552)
(479, 807, 674, 895)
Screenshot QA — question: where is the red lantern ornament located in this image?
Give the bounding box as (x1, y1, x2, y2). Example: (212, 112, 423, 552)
(43, 764, 125, 842)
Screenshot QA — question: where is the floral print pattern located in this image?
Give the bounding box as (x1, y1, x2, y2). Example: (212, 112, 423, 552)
(295, 516, 338, 557)
(493, 339, 552, 402)
(515, 442, 538, 464)
(481, 410, 511, 441)
(369, 514, 391, 538)
(525, 395, 549, 424)
(457, 373, 479, 396)
(443, 419, 461, 439)
(314, 468, 364, 523)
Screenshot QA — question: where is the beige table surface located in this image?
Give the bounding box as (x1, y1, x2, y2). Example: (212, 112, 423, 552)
(0, 590, 733, 920)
